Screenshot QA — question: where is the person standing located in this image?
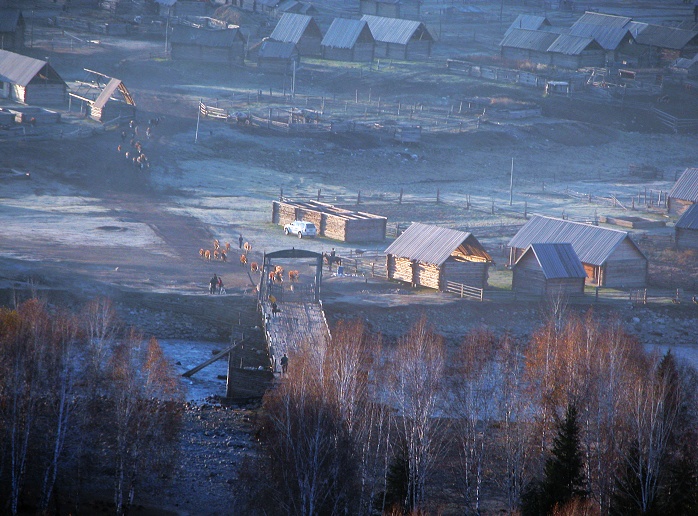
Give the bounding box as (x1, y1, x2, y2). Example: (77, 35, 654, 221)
(280, 354, 288, 375)
(217, 276, 224, 294)
(209, 274, 218, 294)
(238, 234, 244, 249)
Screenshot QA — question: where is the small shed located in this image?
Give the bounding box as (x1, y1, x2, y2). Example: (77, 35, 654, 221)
(321, 18, 375, 62)
(256, 39, 299, 72)
(547, 34, 605, 69)
(361, 15, 433, 60)
(0, 50, 66, 106)
(508, 215, 647, 288)
(269, 13, 323, 57)
(385, 222, 491, 290)
(568, 12, 637, 64)
(360, 0, 401, 18)
(272, 200, 387, 242)
(0, 9, 25, 50)
(499, 28, 557, 65)
(632, 24, 698, 67)
(513, 243, 586, 296)
(68, 69, 136, 122)
(275, 0, 318, 16)
(170, 24, 246, 64)
(675, 204, 698, 251)
(668, 168, 698, 216)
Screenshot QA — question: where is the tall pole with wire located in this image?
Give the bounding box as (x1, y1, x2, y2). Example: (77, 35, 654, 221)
(509, 157, 514, 206)
(195, 98, 201, 143)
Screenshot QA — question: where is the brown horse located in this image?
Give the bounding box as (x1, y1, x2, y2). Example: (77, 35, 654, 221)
(214, 239, 220, 251)
(250, 262, 259, 272)
(288, 270, 299, 282)
(244, 242, 252, 253)
(204, 250, 211, 261)
(240, 254, 247, 266)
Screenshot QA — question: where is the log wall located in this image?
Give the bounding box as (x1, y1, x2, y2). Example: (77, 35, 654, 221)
(414, 261, 440, 289)
(668, 197, 694, 216)
(676, 228, 698, 250)
(442, 259, 488, 289)
(602, 239, 647, 288)
(272, 200, 386, 242)
(387, 255, 414, 284)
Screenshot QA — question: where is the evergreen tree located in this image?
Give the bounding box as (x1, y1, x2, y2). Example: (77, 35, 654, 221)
(540, 403, 587, 512)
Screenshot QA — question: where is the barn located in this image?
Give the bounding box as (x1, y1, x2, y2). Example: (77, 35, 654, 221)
(0, 50, 66, 106)
(321, 18, 375, 63)
(68, 69, 136, 122)
(360, 15, 433, 60)
(508, 215, 647, 288)
(385, 223, 492, 291)
(255, 39, 299, 72)
(547, 34, 605, 69)
(512, 243, 586, 297)
(170, 24, 246, 64)
(675, 204, 698, 251)
(504, 15, 552, 36)
(668, 168, 698, 216)
(360, 0, 401, 18)
(0, 9, 25, 50)
(632, 24, 698, 67)
(272, 200, 386, 242)
(499, 29, 557, 65)
(269, 13, 323, 57)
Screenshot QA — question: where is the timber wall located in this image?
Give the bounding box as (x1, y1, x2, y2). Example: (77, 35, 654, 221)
(668, 198, 694, 216)
(442, 258, 488, 289)
(676, 228, 698, 251)
(602, 239, 647, 288)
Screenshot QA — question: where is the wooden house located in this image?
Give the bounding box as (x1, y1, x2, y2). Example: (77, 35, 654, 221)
(272, 200, 386, 242)
(385, 222, 492, 290)
(508, 215, 647, 288)
(321, 18, 375, 62)
(275, 0, 318, 16)
(513, 243, 586, 296)
(499, 29, 557, 65)
(170, 24, 246, 64)
(0, 50, 66, 106)
(675, 204, 698, 251)
(632, 24, 698, 67)
(68, 69, 136, 122)
(568, 12, 637, 65)
(0, 9, 24, 50)
(668, 168, 698, 216)
(547, 34, 605, 69)
(269, 13, 322, 57)
(255, 39, 299, 72)
(360, 0, 400, 18)
(361, 15, 433, 60)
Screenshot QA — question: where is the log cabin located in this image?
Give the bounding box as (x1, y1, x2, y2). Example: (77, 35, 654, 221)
(675, 203, 698, 251)
(385, 222, 491, 290)
(508, 215, 647, 288)
(0, 50, 66, 106)
(512, 243, 586, 297)
(668, 168, 698, 216)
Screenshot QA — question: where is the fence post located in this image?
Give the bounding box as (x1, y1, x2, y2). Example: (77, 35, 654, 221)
(317, 189, 321, 202)
(357, 190, 361, 205)
(524, 201, 527, 219)
(460, 284, 463, 298)
(280, 187, 283, 201)
(491, 200, 495, 215)
(399, 188, 403, 204)
(436, 188, 440, 204)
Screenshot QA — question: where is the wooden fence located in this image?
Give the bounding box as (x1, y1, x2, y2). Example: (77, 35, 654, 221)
(444, 281, 484, 301)
(651, 107, 698, 133)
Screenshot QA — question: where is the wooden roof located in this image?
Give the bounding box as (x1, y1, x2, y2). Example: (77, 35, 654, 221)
(509, 215, 644, 266)
(270, 13, 322, 44)
(518, 243, 586, 279)
(500, 28, 559, 52)
(669, 168, 698, 202)
(360, 15, 433, 45)
(0, 50, 65, 87)
(676, 203, 698, 230)
(322, 18, 373, 49)
(569, 12, 635, 50)
(504, 15, 551, 37)
(385, 222, 491, 266)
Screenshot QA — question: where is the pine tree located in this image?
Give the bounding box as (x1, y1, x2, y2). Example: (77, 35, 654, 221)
(540, 403, 587, 513)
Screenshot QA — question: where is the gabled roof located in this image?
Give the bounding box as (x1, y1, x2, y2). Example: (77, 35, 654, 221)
(0, 9, 23, 32)
(633, 23, 698, 50)
(322, 18, 373, 49)
(676, 203, 698, 230)
(276, 0, 317, 14)
(569, 12, 634, 50)
(508, 215, 641, 266)
(0, 49, 65, 87)
(170, 25, 244, 47)
(500, 28, 559, 52)
(518, 243, 586, 279)
(547, 33, 602, 55)
(270, 13, 321, 44)
(385, 222, 491, 266)
(360, 14, 433, 44)
(669, 168, 698, 202)
(258, 39, 297, 59)
(504, 14, 551, 37)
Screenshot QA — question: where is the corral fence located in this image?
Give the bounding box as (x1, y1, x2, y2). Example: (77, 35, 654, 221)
(651, 107, 698, 133)
(444, 281, 484, 301)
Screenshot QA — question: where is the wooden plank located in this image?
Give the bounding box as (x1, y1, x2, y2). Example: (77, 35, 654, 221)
(182, 338, 251, 377)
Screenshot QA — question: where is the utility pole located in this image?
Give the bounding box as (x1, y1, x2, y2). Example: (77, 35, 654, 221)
(195, 98, 201, 143)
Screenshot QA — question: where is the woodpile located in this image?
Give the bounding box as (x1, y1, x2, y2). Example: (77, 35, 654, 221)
(272, 200, 386, 243)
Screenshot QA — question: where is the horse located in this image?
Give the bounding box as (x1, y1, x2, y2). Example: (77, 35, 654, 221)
(214, 239, 220, 251)
(199, 248, 205, 259)
(221, 251, 227, 262)
(213, 249, 221, 260)
(323, 253, 341, 267)
(244, 242, 252, 253)
(225, 242, 231, 253)
(240, 254, 248, 266)
(204, 250, 211, 261)
(251, 262, 259, 272)
(288, 270, 299, 282)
